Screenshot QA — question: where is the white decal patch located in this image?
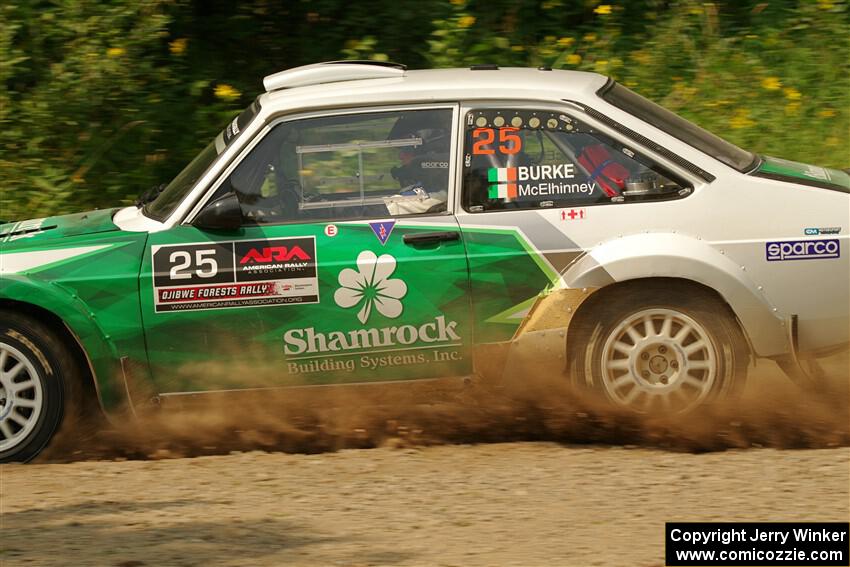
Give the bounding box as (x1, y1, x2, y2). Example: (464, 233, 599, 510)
(0, 245, 112, 275)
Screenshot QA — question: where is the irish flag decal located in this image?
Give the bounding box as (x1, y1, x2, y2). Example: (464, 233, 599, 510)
(488, 167, 518, 199)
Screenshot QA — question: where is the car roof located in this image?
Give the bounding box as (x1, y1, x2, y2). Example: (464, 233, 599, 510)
(260, 65, 610, 114)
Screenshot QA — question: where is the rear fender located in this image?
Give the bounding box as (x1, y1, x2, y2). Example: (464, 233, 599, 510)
(560, 233, 786, 357)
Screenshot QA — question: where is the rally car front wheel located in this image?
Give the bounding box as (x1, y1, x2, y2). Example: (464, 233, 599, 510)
(0, 311, 78, 463)
(571, 285, 749, 414)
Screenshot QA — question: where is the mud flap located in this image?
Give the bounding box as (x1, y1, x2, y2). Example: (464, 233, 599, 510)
(119, 356, 159, 418)
(775, 314, 828, 391)
(500, 287, 597, 382)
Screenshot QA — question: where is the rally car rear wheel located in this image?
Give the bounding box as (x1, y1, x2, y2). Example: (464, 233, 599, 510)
(0, 311, 76, 463)
(571, 285, 748, 414)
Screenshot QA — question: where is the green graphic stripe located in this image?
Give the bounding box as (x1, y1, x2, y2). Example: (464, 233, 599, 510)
(459, 226, 560, 284)
(380, 223, 559, 284)
(484, 295, 539, 325)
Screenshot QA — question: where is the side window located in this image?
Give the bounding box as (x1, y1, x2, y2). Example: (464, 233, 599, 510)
(462, 109, 690, 212)
(220, 108, 453, 223)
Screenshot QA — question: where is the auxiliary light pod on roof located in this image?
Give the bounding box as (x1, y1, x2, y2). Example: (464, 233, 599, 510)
(263, 60, 407, 92)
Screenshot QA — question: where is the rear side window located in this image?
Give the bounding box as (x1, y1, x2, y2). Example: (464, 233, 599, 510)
(462, 109, 690, 212)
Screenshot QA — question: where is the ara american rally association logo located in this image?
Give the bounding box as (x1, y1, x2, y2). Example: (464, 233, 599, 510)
(487, 164, 596, 199)
(283, 250, 461, 357)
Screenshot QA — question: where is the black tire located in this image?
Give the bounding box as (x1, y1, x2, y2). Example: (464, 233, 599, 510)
(569, 284, 749, 414)
(0, 310, 81, 462)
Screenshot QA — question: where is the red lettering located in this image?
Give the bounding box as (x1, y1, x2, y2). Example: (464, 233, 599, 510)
(240, 245, 311, 264)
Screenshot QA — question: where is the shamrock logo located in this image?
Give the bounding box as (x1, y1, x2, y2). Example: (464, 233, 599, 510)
(334, 250, 407, 324)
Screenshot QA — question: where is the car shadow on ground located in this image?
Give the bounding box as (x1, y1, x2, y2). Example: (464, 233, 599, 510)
(0, 498, 416, 566)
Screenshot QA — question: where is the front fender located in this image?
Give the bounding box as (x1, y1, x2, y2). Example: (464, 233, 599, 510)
(560, 233, 787, 357)
(0, 275, 131, 412)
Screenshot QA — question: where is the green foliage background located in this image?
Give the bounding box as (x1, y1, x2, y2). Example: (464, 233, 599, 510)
(1, 0, 848, 220)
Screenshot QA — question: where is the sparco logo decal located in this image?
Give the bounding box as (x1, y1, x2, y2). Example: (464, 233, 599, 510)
(765, 239, 840, 261)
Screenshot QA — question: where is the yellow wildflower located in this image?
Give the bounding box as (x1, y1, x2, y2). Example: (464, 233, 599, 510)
(583, 33, 597, 42)
(633, 51, 651, 65)
(214, 84, 241, 101)
(566, 53, 582, 65)
(783, 87, 801, 100)
(557, 37, 574, 47)
(761, 76, 781, 90)
(169, 38, 188, 55)
(594, 59, 609, 71)
(818, 109, 836, 118)
(729, 109, 755, 129)
(106, 47, 125, 58)
(784, 101, 800, 115)
(818, 0, 834, 9)
(458, 15, 476, 28)
(594, 4, 612, 15)
(450, 0, 464, 5)
(511, 45, 525, 52)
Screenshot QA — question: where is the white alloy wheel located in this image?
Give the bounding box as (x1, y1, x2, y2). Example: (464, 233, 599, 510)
(0, 342, 45, 452)
(569, 284, 749, 415)
(600, 308, 718, 413)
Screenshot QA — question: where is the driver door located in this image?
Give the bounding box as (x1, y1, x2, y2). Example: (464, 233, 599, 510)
(139, 105, 473, 394)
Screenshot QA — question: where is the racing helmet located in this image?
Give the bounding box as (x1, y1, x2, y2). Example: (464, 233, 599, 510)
(388, 112, 451, 189)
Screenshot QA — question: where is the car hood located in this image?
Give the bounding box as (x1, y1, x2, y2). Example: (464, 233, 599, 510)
(0, 208, 122, 244)
(753, 155, 850, 193)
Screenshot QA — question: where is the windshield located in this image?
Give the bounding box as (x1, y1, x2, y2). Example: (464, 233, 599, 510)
(599, 82, 757, 172)
(145, 100, 260, 221)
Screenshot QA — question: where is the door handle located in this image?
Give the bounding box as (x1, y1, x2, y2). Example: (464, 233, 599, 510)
(403, 231, 460, 245)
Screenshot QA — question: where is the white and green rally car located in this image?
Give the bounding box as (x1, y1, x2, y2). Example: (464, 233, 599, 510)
(1, 62, 848, 462)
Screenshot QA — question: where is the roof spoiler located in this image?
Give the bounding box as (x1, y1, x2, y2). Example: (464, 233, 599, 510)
(263, 61, 406, 92)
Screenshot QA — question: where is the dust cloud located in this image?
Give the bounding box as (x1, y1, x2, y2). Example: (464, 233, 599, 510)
(39, 352, 848, 463)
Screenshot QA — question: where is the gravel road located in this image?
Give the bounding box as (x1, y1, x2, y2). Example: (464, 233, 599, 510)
(2, 444, 848, 567)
